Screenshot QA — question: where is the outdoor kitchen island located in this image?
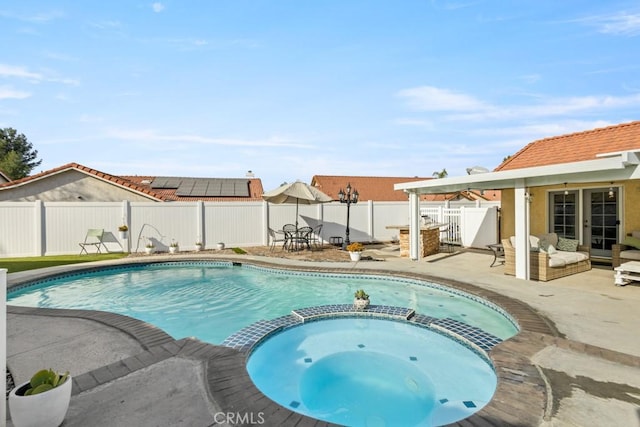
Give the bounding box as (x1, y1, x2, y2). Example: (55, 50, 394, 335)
(386, 224, 444, 258)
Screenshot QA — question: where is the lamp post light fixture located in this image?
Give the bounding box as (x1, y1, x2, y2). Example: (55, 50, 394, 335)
(338, 182, 359, 249)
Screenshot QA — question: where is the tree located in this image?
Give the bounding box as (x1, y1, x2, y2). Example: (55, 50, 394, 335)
(0, 128, 42, 179)
(432, 168, 448, 178)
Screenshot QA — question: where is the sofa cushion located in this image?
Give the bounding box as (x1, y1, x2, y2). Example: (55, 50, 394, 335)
(620, 250, 640, 261)
(621, 236, 640, 250)
(548, 250, 589, 267)
(557, 237, 579, 252)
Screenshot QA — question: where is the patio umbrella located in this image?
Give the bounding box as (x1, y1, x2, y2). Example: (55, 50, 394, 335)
(262, 180, 333, 228)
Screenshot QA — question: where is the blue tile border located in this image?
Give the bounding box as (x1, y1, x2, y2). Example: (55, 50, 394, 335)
(221, 304, 502, 369)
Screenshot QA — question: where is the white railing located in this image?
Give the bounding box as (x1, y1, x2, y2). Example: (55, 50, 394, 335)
(0, 201, 500, 257)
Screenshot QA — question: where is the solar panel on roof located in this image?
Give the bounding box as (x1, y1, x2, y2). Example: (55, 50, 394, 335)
(169, 178, 249, 197)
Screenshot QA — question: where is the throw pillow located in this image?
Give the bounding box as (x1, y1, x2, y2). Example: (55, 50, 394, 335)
(539, 238, 550, 252)
(557, 237, 579, 252)
(622, 235, 640, 250)
(547, 244, 557, 255)
(529, 235, 540, 250)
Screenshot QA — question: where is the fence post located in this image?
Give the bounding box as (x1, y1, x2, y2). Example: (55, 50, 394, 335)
(263, 201, 270, 246)
(1, 268, 7, 424)
(34, 200, 45, 256)
(121, 200, 131, 252)
(196, 201, 205, 248)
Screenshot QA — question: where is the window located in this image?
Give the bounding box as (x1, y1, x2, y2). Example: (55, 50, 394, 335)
(550, 192, 577, 239)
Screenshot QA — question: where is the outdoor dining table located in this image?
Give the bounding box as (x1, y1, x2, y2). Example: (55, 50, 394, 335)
(281, 226, 313, 251)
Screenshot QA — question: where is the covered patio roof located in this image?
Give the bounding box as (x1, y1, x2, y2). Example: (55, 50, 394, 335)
(395, 150, 640, 195)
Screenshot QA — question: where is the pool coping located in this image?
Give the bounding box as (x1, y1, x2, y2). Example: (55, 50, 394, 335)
(7, 258, 640, 426)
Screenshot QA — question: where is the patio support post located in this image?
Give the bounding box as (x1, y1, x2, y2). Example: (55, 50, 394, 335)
(514, 183, 531, 280)
(409, 191, 420, 260)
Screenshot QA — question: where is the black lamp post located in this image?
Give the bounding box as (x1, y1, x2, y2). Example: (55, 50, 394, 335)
(338, 183, 359, 249)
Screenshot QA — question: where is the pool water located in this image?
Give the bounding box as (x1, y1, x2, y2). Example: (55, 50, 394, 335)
(7, 262, 518, 344)
(247, 318, 497, 426)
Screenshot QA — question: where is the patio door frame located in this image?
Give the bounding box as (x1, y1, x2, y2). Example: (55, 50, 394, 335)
(582, 186, 622, 258)
(548, 185, 622, 259)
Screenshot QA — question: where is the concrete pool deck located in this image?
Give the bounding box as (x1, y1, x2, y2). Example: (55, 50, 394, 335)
(6, 248, 640, 426)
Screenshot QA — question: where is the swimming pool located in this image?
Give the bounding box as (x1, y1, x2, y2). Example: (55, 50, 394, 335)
(7, 261, 519, 344)
(247, 318, 497, 426)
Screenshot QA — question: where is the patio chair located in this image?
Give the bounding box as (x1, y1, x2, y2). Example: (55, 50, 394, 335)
(308, 224, 323, 250)
(79, 229, 106, 255)
(268, 228, 287, 251)
(294, 226, 313, 251)
(282, 224, 298, 251)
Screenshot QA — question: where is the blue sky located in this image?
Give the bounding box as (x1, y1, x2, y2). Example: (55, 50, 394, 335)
(2, 1, 639, 190)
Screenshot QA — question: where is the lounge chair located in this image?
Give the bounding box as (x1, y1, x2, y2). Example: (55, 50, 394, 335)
(79, 229, 106, 255)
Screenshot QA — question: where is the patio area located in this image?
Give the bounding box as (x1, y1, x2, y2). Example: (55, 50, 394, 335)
(6, 246, 640, 426)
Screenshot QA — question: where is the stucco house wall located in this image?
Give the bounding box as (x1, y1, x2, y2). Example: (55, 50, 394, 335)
(500, 179, 640, 240)
(0, 169, 155, 202)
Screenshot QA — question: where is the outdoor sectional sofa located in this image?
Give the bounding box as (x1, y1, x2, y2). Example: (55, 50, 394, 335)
(611, 231, 640, 268)
(503, 232, 591, 281)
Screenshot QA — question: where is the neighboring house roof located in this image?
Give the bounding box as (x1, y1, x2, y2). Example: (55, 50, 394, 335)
(0, 163, 264, 202)
(120, 175, 264, 201)
(310, 175, 500, 202)
(0, 169, 10, 183)
(496, 120, 640, 171)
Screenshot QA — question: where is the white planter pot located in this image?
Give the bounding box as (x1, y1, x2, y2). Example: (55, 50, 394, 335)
(9, 376, 72, 427)
(353, 298, 370, 310)
(216, 243, 225, 250)
(169, 246, 178, 254)
(195, 244, 203, 252)
(119, 231, 128, 239)
(349, 251, 362, 261)
(145, 247, 155, 254)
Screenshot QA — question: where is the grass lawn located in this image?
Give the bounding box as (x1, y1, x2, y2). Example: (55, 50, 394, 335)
(0, 253, 129, 273)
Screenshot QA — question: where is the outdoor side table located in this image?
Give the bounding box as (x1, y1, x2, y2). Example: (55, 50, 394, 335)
(614, 261, 640, 286)
(487, 243, 505, 267)
(329, 236, 343, 247)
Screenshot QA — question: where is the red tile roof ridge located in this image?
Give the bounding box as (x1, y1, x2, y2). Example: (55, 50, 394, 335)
(495, 120, 640, 171)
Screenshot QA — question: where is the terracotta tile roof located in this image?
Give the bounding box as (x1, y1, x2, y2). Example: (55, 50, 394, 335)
(0, 163, 264, 202)
(495, 120, 640, 171)
(309, 175, 500, 202)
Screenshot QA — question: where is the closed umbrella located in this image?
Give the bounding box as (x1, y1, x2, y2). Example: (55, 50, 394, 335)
(263, 180, 333, 228)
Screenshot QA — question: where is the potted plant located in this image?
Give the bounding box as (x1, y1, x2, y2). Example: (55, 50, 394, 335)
(346, 242, 364, 261)
(195, 241, 203, 251)
(118, 224, 128, 239)
(216, 242, 225, 250)
(145, 242, 155, 254)
(169, 241, 179, 254)
(353, 289, 370, 310)
(9, 368, 72, 427)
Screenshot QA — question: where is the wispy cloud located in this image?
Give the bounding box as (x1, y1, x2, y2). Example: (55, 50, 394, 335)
(0, 64, 79, 86)
(0, 85, 31, 99)
(397, 84, 640, 121)
(396, 86, 487, 111)
(105, 129, 313, 149)
(0, 64, 42, 81)
(0, 9, 65, 23)
(576, 12, 640, 36)
(152, 3, 165, 13)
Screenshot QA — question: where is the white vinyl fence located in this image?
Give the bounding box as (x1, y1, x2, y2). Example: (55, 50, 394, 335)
(0, 200, 500, 257)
